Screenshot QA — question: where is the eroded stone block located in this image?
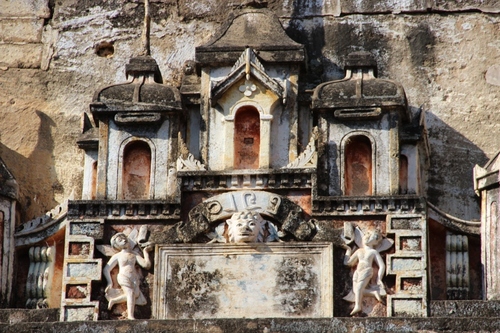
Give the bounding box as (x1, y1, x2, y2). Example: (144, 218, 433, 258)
(0, 44, 42, 68)
(0, 0, 50, 18)
(0, 18, 44, 43)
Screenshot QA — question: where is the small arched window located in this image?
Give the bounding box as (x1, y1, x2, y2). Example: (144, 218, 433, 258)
(399, 154, 408, 194)
(344, 135, 372, 196)
(122, 141, 151, 199)
(234, 106, 260, 169)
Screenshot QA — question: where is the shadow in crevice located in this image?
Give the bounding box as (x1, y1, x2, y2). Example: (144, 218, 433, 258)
(0, 110, 60, 224)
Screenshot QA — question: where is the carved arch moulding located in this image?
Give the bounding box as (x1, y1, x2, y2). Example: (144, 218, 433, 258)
(167, 191, 316, 243)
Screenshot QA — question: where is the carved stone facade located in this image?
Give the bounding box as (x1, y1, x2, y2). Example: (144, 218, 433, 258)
(1, 1, 498, 329)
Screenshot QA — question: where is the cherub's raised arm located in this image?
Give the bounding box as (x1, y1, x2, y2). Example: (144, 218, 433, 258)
(344, 245, 358, 266)
(136, 246, 153, 270)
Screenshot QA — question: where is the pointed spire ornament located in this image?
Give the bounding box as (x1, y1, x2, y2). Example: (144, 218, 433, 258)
(140, 0, 151, 56)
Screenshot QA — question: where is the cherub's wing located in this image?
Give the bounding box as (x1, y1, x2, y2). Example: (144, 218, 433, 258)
(343, 222, 355, 244)
(96, 244, 116, 257)
(128, 228, 139, 249)
(354, 227, 364, 248)
(376, 238, 394, 253)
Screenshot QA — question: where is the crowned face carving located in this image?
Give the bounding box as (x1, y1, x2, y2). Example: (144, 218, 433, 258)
(226, 210, 265, 243)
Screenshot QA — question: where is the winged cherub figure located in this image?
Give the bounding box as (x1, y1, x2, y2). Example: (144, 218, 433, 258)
(342, 224, 394, 315)
(99, 227, 153, 319)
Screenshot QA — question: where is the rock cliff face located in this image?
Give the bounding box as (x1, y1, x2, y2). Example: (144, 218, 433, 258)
(0, 0, 499, 222)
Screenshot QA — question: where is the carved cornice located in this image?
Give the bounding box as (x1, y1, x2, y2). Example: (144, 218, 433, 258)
(67, 200, 181, 220)
(178, 169, 314, 192)
(312, 195, 426, 216)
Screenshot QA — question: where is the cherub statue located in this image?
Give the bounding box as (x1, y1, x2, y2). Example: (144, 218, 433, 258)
(342, 224, 394, 315)
(207, 210, 280, 243)
(99, 227, 153, 319)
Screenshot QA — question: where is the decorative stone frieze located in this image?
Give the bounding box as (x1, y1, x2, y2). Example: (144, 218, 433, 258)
(312, 196, 426, 216)
(67, 200, 181, 220)
(178, 170, 314, 192)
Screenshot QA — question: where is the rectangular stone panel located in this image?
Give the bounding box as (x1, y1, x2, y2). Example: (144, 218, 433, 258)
(69, 222, 103, 239)
(65, 284, 88, 299)
(391, 298, 424, 317)
(400, 236, 422, 251)
(68, 242, 91, 256)
(391, 217, 422, 230)
(401, 277, 423, 293)
(390, 256, 422, 272)
(63, 306, 96, 321)
(66, 262, 100, 279)
(154, 243, 333, 319)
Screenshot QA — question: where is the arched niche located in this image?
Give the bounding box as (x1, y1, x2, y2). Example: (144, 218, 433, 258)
(117, 138, 156, 200)
(234, 106, 260, 169)
(342, 133, 375, 196)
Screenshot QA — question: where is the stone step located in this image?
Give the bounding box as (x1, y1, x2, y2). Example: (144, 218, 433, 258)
(430, 300, 500, 317)
(0, 309, 59, 324)
(1, 317, 500, 333)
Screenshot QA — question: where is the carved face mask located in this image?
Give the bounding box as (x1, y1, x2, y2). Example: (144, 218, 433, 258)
(226, 211, 264, 243)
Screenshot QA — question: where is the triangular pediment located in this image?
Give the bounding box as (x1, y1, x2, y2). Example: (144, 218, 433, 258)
(211, 48, 284, 106)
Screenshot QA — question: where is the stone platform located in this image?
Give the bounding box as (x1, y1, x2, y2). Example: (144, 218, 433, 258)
(2, 317, 500, 333)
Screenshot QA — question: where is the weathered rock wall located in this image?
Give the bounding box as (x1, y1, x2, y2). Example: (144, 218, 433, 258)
(0, 0, 499, 221)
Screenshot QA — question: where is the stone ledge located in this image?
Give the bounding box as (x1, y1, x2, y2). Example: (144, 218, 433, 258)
(0, 308, 59, 324)
(430, 300, 500, 317)
(2, 317, 500, 332)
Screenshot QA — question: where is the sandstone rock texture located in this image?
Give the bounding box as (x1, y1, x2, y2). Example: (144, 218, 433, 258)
(0, 0, 499, 222)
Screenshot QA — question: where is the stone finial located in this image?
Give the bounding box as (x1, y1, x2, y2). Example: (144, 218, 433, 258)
(140, 0, 151, 56)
